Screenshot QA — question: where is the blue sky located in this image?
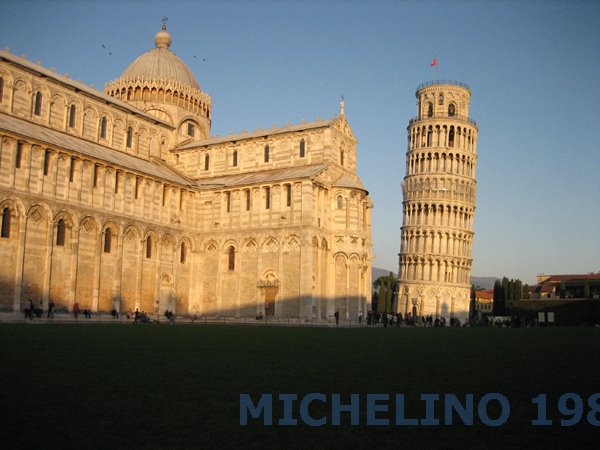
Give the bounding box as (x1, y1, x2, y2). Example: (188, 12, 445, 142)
(1, 0, 599, 284)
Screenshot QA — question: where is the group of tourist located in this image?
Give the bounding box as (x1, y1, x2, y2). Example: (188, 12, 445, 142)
(23, 300, 44, 319)
(22, 302, 179, 324)
(364, 311, 461, 327)
(71, 303, 92, 319)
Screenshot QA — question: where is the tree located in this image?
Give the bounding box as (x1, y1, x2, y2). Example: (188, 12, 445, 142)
(371, 291, 379, 312)
(559, 281, 566, 299)
(583, 278, 591, 299)
(470, 284, 477, 319)
(515, 279, 523, 300)
(385, 284, 392, 313)
(502, 277, 510, 304)
(373, 272, 397, 290)
(373, 272, 397, 313)
(493, 279, 504, 316)
(377, 284, 387, 314)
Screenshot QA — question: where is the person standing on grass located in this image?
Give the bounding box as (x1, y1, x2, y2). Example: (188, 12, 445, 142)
(72, 302, 79, 319)
(334, 310, 340, 327)
(47, 301, 55, 318)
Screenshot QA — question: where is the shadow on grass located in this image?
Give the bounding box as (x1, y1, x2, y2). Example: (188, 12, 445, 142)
(1, 325, 599, 449)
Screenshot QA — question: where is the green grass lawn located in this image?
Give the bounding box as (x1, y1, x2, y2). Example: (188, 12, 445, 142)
(1, 324, 599, 449)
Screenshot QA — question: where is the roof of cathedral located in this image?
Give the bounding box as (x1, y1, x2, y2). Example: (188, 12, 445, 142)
(177, 117, 341, 150)
(116, 25, 200, 91)
(195, 163, 332, 189)
(0, 113, 190, 186)
(0, 49, 173, 128)
(332, 173, 367, 193)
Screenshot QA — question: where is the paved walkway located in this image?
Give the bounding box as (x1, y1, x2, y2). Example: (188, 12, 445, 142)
(0, 312, 372, 328)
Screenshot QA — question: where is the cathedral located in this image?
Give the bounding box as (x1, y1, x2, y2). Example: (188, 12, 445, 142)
(0, 25, 373, 320)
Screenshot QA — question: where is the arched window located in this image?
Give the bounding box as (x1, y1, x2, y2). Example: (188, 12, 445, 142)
(100, 117, 107, 139)
(56, 219, 66, 246)
(180, 242, 187, 263)
(427, 102, 433, 117)
(448, 128, 455, 147)
(68, 104, 76, 128)
(228, 246, 235, 271)
(299, 139, 306, 158)
(34, 92, 42, 116)
(285, 184, 292, 207)
(93, 165, 99, 187)
(232, 150, 238, 167)
(438, 94, 444, 105)
(340, 149, 345, 166)
(0, 77, 4, 103)
(226, 192, 231, 213)
(69, 157, 75, 182)
(204, 154, 210, 171)
(146, 236, 153, 258)
(43, 150, 50, 176)
(103, 228, 112, 253)
(265, 187, 271, 209)
(264, 144, 270, 163)
(126, 126, 133, 148)
(337, 196, 344, 209)
(187, 123, 195, 137)
(448, 103, 456, 117)
(15, 142, 23, 169)
(1, 207, 10, 238)
(245, 189, 251, 211)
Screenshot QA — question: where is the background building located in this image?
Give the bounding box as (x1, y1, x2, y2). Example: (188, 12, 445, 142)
(0, 26, 373, 320)
(397, 81, 478, 321)
(475, 289, 493, 317)
(528, 274, 600, 300)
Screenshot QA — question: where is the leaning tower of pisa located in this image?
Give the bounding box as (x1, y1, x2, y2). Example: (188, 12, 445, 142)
(398, 80, 478, 321)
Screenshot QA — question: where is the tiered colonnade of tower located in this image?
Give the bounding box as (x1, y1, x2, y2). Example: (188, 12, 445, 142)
(398, 80, 478, 321)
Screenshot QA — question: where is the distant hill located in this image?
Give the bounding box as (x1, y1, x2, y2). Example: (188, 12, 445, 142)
(372, 267, 498, 290)
(372, 267, 396, 282)
(470, 277, 500, 290)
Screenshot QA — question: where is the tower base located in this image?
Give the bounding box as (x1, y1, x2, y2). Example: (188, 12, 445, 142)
(398, 283, 471, 322)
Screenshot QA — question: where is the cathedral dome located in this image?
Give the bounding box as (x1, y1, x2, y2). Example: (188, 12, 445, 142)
(116, 25, 200, 90)
(104, 24, 212, 130)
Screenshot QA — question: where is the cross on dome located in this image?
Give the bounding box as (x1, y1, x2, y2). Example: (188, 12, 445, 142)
(155, 22, 172, 49)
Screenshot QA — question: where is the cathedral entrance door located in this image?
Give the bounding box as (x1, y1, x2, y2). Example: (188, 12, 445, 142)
(264, 287, 277, 316)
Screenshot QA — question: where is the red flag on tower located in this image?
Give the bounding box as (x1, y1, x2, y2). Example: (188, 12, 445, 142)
(431, 56, 438, 67)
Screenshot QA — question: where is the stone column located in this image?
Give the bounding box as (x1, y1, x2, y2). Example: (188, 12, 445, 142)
(69, 224, 80, 307)
(13, 209, 27, 312)
(134, 238, 143, 311)
(43, 217, 54, 307)
(92, 230, 102, 312)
